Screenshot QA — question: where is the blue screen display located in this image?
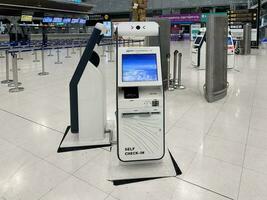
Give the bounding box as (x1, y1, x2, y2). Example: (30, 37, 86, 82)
(43, 17, 53, 23)
(63, 18, 71, 23)
(122, 54, 158, 82)
(79, 19, 86, 24)
(71, 18, 79, 24)
(53, 18, 62, 23)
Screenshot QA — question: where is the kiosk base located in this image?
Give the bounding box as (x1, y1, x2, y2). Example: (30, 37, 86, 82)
(109, 145, 182, 186)
(57, 126, 112, 153)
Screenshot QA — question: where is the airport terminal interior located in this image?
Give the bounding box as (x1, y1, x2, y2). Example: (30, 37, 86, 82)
(1, 0, 267, 200)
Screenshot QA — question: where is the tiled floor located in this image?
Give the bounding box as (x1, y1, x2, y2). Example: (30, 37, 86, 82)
(0, 41, 267, 200)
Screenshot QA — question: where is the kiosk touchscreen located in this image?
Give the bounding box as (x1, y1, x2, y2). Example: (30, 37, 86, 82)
(194, 35, 204, 47)
(118, 47, 162, 87)
(117, 47, 165, 162)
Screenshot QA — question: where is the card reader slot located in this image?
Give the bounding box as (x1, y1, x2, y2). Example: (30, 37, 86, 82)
(122, 112, 160, 117)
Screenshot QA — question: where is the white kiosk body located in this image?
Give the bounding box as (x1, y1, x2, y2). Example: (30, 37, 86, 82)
(117, 22, 165, 162)
(191, 35, 206, 68)
(117, 47, 164, 162)
(227, 36, 235, 69)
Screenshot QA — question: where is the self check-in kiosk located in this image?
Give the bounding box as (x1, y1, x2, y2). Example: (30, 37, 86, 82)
(227, 36, 235, 69)
(117, 47, 164, 162)
(109, 22, 180, 184)
(191, 34, 206, 68)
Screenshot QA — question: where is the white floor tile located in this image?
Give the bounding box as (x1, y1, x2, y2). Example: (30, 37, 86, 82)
(74, 150, 115, 194)
(167, 144, 197, 175)
(0, 160, 69, 200)
(40, 176, 108, 200)
(201, 135, 246, 166)
(171, 179, 231, 200)
(167, 126, 205, 153)
(244, 146, 267, 175)
(238, 169, 267, 200)
(110, 178, 178, 200)
(208, 122, 248, 144)
(184, 155, 242, 199)
(45, 149, 102, 173)
(0, 138, 38, 185)
(247, 128, 267, 150)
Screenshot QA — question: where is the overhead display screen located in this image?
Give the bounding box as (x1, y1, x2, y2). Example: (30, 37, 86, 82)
(71, 18, 79, 23)
(63, 18, 71, 23)
(79, 19, 86, 24)
(21, 15, 33, 22)
(53, 17, 62, 23)
(122, 54, 158, 82)
(43, 17, 53, 23)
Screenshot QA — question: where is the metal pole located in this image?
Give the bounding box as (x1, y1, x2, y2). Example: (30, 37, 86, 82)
(9, 54, 24, 93)
(177, 53, 185, 90)
(0, 50, 5, 58)
(108, 45, 115, 62)
(173, 50, 179, 88)
(32, 44, 35, 55)
(1, 50, 13, 84)
(65, 47, 71, 58)
(33, 49, 40, 62)
(17, 43, 23, 60)
(71, 41, 76, 54)
(167, 54, 174, 91)
(38, 47, 49, 76)
(48, 48, 54, 56)
(55, 48, 62, 64)
(100, 45, 106, 57)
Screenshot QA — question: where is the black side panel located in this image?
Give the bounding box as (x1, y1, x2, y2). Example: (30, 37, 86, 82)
(70, 28, 103, 133)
